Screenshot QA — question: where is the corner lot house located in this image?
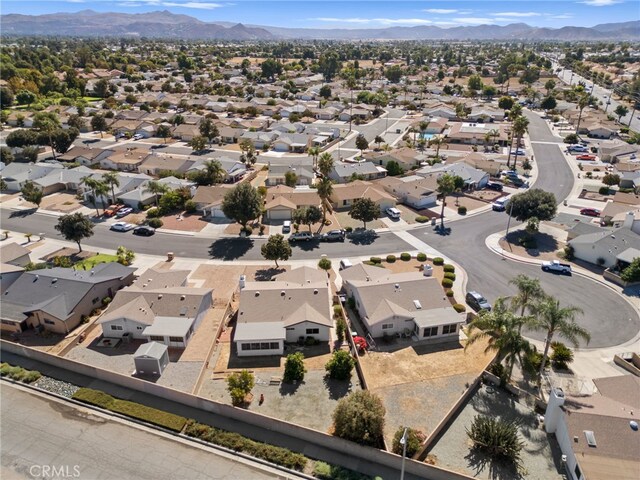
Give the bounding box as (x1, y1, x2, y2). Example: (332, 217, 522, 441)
(568, 217, 639, 268)
(0, 242, 32, 267)
(342, 267, 464, 340)
(1, 264, 135, 334)
(235, 266, 332, 357)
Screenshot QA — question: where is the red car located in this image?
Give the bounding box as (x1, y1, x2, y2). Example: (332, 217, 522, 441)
(580, 208, 600, 217)
(577, 154, 596, 161)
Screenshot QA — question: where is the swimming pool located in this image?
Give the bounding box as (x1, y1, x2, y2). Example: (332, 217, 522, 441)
(421, 133, 434, 140)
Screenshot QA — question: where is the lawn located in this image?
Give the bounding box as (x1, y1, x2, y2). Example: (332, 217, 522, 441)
(74, 253, 118, 270)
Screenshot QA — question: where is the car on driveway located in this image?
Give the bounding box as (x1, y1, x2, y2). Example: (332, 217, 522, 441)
(386, 207, 402, 219)
(289, 232, 314, 242)
(486, 182, 503, 192)
(133, 225, 155, 236)
(104, 204, 124, 217)
(580, 208, 600, 217)
(510, 148, 526, 156)
(577, 154, 596, 161)
(132, 134, 144, 140)
(320, 229, 346, 242)
(466, 291, 491, 312)
(110, 222, 134, 232)
(115, 207, 133, 218)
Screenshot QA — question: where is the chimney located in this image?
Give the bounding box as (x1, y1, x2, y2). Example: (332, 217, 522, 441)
(544, 387, 566, 434)
(624, 211, 635, 229)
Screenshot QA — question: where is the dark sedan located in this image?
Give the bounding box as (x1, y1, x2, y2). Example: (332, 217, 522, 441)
(133, 226, 155, 236)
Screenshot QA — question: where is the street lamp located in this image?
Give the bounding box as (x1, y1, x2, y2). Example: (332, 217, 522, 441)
(399, 427, 408, 480)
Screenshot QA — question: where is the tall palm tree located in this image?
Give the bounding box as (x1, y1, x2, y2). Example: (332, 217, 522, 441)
(81, 177, 109, 216)
(144, 180, 169, 207)
(575, 93, 591, 135)
(509, 274, 544, 332)
(436, 173, 460, 228)
(308, 146, 320, 170)
(465, 297, 531, 381)
(510, 116, 529, 172)
(102, 172, 120, 204)
(317, 152, 335, 178)
(506, 104, 523, 169)
(429, 136, 445, 161)
(530, 296, 589, 379)
(316, 177, 333, 222)
(203, 159, 224, 185)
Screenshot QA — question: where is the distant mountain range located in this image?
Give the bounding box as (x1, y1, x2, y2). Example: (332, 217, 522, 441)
(2, 10, 639, 41)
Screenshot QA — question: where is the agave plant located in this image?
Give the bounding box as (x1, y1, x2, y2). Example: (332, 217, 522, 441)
(466, 415, 524, 470)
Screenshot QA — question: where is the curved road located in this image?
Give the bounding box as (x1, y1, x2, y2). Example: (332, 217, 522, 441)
(2, 112, 637, 348)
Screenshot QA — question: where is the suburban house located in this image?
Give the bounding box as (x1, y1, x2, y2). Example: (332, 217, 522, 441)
(171, 123, 200, 142)
(467, 107, 505, 123)
(446, 122, 509, 146)
(417, 162, 490, 190)
(138, 155, 198, 176)
(263, 185, 322, 221)
(218, 126, 243, 144)
(329, 162, 387, 184)
(239, 131, 278, 150)
(378, 174, 438, 209)
(58, 147, 115, 166)
(363, 147, 428, 171)
(341, 267, 464, 340)
(424, 103, 457, 120)
(544, 376, 640, 480)
(100, 150, 151, 172)
(32, 165, 96, 196)
(585, 123, 615, 139)
(598, 139, 639, 163)
(97, 268, 212, 348)
(0, 242, 31, 267)
(619, 171, 640, 191)
(0, 263, 24, 294)
(265, 164, 314, 186)
(568, 215, 639, 268)
(235, 266, 332, 357)
(1, 264, 135, 335)
(330, 180, 396, 212)
(192, 184, 234, 218)
(272, 133, 311, 153)
(1, 162, 66, 192)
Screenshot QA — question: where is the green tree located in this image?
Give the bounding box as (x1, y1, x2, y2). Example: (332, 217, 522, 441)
(505, 188, 557, 223)
(530, 296, 589, 379)
(199, 118, 219, 146)
(20, 181, 43, 208)
(203, 159, 225, 185)
(436, 173, 463, 228)
(540, 96, 557, 111)
(318, 258, 332, 273)
(319, 85, 332, 99)
(292, 205, 322, 232)
(498, 96, 514, 110)
(33, 112, 61, 161)
(614, 104, 629, 123)
(575, 93, 591, 135)
(143, 180, 169, 208)
(355, 134, 368, 156)
(467, 74, 483, 97)
(91, 114, 107, 138)
(221, 183, 262, 231)
(467, 416, 524, 470)
(510, 116, 529, 170)
(386, 160, 403, 176)
(318, 52, 341, 82)
(0, 147, 14, 165)
(325, 350, 355, 380)
(283, 352, 306, 383)
(94, 78, 109, 98)
(602, 173, 620, 186)
(317, 152, 334, 177)
(544, 79, 556, 95)
(284, 170, 298, 187)
(226, 370, 255, 406)
(189, 135, 207, 153)
(0, 86, 14, 109)
(261, 58, 283, 80)
(82, 177, 109, 216)
(349, 198, 379, 229)
(156, 124, 172, 144)
(384, 65, 403, 83)
(332, 390, 385, 447)
(316, 178, 333, 222)
(621, 257, 640, 282)
(116, 246, 135, 266)
(392, 427, 426, 457)
(261, 234, 291, 268)
(308, 146, 320, 169)
(102, 172, 120, 204)
(16, 90, 36, 106)
(509, 274, 545, 327)
(55, 212, 94, 253)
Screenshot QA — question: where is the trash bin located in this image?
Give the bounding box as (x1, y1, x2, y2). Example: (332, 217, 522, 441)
(431, 217, 437, 226)
(167, 252, 174, 261)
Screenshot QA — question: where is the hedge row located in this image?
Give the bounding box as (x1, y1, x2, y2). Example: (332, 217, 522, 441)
(444, 272, 456, 281)
(0, 363, 41, 384)
(415, 216, 429, 223)
(73, 388, 187, 432)
(443, 264, 455, 273)
(313, 461, 374, 480)
(184, 421, 307, 471)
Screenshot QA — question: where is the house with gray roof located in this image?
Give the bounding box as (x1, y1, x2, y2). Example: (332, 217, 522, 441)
(416, 162, 489, 190)
(1, 263, 135, 335)
(329, 162, 386, 184)
(0, 242, 31, 267)
(1, 162, 64, 192)
(266, 164, 314, 186)
(235, 266, 332, 357)
(568, 219, 640, 268)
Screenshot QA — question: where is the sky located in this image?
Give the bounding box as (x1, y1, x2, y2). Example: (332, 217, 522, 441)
(1, 0, 638, 29)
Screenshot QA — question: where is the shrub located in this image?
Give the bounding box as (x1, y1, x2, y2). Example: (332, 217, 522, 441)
(433, 257, 444, 266)
(453, 303, 466, 313)
(184, 421, 307, 471)
(0, 363, 41, 384)
(457, 206, 467, 215)
(336, 317, 347, 343)
(446, 290, 454, 297)
(444, 272, 456, 281)
(443, 264, 455, 273)
(73, 388, 187, 431)
(442, 278, 454, 288)
(415, 215, 429, 223)
(101, 297, 112, 306)
(369, 256, 382, 264)
(551, 342, 574, 369)
(391, 427, 426, 457)
(332, 391, 386, 447)
(596, 257, 605, 266)
(400, 252, 411, 261)
(598, 186, 610, 195)
(333, 304, 343, 318)
(563, 245, 575, 260)
(184, 199, 197, 213)
(146, 207, 160, 218)
(325, 350, 355, 380)
(313, 462, 369, 480)
(241, 226, 253, 236)
(489, 362, 506, 382)
(283, 352, 306, 383)
(259, 224, 265, 235)
(466, 415, 524, 469)
(522, 349, 543, 377)
(147, 218, 163, 229)
(226, 370, 255, 406)
(318, 258, 332, 272)
(416, 252, 427, 262)
(345, 226, 353, 233)
(386, 254, 396, 263)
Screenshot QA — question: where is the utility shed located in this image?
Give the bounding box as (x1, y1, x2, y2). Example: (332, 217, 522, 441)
(133, 341, 169, 376)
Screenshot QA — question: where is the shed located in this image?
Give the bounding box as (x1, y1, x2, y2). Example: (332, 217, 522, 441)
(133, 341, 169, 376)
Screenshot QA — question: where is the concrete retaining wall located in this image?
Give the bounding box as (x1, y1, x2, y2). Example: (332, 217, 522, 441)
(1, 340, 473, 480)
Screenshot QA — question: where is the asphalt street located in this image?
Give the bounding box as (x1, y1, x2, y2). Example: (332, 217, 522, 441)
(0, 383, 300, 480)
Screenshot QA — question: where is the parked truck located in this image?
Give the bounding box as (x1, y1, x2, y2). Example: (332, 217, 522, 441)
(541, 260, 572, 275)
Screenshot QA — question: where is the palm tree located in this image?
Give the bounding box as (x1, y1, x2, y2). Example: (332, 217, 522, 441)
(102, 172, 120, 204)
(317, 152, 334, 178)
(509, 275, 544, 332)
(81, 177, 109, 216)
(465, 298, 531, 381)
(429, 136, 445, 160)
(510, 116, 529, 172)
(575, 93, 591, 135)
(144, 180, 169, 207)
(530, 296, 589, 379)
(436, 173, 458, 228)
(506, 104, 523, 169)
(203, 159, 224, 185)
(308, 146, 320, 170)
(316, 177, 333, 222)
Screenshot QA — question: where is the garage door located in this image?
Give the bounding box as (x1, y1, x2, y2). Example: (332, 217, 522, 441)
(268, 208, 292, 221)
(211, 207, 227, 218)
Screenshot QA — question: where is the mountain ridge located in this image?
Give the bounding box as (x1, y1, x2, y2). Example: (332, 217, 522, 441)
(1, 10, 638, 41)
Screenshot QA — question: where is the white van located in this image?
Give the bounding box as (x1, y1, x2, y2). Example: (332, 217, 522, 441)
(568, 145, 588, 153)
(282, 221, 291, 233)
(492, 197, 508, 212)
(386, 207, 402, 219)
(339, 259, 353, 270)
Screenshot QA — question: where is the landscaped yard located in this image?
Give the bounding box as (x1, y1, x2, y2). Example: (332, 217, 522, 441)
(74, 253, 119, 270)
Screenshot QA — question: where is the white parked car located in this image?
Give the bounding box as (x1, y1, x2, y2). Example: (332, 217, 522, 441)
(132, 134, 144, 140)
(386, 207, 401, 219)
(110, 222, 135, 232)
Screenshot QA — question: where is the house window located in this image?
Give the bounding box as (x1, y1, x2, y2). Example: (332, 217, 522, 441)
(169, 337, 183, 342)
(343, 200, 348, 206)
(423, 326, 438, 337)
(260, 342, 270, 349)
(241, 343, 251, 351)
(574, 464, 582, 479)
(269, 342, 279, 349)
(382, 323, 394, 330)
(149, 335, 164, 342)
(110, 325, 123, 331)
(306, 328, 319, 335)
(250, 342, 261, 350)
(286, 327, 295, 331)
(442, 324, 458, 335)
(44, 319, 55, 325)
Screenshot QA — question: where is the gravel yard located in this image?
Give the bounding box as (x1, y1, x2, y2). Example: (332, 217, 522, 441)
(33, 376, 79, 398)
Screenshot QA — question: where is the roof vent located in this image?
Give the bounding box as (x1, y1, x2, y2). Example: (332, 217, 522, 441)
(34, 275, 39, 281)
(255, 291, 260, 297)
(584, 430, 597, 447)
(158, 294, 163, 299)
(281, 290, 286, 296)
(314, 289, 318, 294)
(413, 300, 422, 309)
(52, 278, 58, 284)
(142, 284, 147, 288)
(395, 283, 400, 289)
(181, 295, 186, 300)
(90, 270, 95, 275)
